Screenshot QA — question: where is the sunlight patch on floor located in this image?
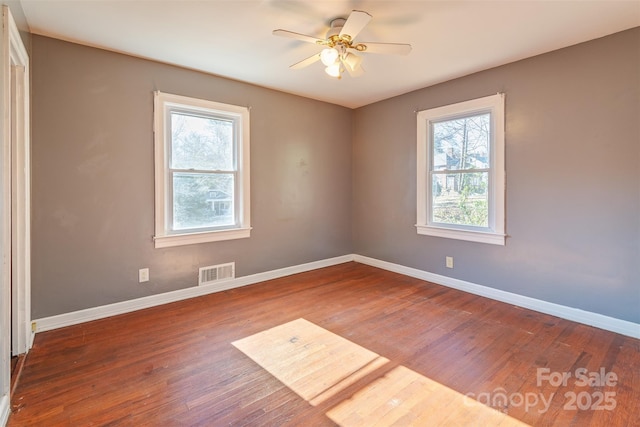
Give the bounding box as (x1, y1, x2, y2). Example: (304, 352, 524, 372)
(232, 318, 389, 406)
(233, 318, 529, 426)
(327, 365, 529, 426)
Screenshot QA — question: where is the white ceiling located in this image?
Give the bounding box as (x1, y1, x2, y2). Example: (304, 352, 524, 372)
(19, 0, 640, 109)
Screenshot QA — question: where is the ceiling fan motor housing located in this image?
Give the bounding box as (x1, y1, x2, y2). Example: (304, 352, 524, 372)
(325, 17, 364, 52)
(327, 18, 347, 37)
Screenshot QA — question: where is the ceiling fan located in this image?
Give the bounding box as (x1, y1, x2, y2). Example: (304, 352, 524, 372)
(273, 10, 412, 79)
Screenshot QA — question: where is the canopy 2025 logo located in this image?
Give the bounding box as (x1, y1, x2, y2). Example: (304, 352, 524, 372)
(537, 367, 617, 411)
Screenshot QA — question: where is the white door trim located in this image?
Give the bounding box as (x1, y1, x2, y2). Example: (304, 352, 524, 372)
(9, 11, 30, 357)
(0, 4, 30, 414)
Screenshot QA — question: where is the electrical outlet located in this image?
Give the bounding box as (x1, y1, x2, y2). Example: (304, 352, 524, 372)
(446, 256, 454, 269)
(139, 268, 149, 283)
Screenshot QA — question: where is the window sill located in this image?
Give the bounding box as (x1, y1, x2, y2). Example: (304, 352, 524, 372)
(416, 224, 505, 246)
(154, 227, 251, 248)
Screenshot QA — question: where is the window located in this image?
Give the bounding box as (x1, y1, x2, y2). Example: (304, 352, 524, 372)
(154, 92, 250, 248)
(416, 94, 505, 245)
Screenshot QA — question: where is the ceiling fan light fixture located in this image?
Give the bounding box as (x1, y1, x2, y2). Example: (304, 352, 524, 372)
(342, 52, 362, 72)
(325, 63, 342, 78)
(320, 48, 339, 66)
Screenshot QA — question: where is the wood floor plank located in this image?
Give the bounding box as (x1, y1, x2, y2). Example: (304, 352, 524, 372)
(8, 262, 639, 426)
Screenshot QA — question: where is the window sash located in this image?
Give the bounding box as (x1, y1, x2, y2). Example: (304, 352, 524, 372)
(168, 109, 237, 172)
(167, 170, 238, 234)
(429, 170, 490, 231)
(428, 110, 493, 231)
(165, 109, 241, 234)
(430, 112, 491, 172)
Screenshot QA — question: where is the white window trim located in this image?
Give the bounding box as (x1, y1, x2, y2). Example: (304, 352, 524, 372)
(153, 91, 251, 249)
(416, 93, 505, 245)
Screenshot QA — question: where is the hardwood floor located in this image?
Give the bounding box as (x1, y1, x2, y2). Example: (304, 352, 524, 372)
(9, 262, 640, 426)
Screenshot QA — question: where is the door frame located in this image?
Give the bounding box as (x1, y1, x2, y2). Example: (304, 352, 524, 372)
(0, 4, 30, 422)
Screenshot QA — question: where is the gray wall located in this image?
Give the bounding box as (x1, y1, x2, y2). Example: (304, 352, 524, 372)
(352, 27, 640, 323)
(32, 29, 639, 324)
(31, 36, 353, 318)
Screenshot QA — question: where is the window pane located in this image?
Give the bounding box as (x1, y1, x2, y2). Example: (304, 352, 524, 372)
(432, 113, 490, 170)
(171, 112, 234, 171)
(432, 172, 488, 227)
(173, 172, 235, 230)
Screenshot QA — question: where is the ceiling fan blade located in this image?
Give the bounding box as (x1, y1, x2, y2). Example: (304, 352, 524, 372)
(273, 29, 324, 45)
(290, 53, 321, 69)
(358, 42, 412, 55)
(339, 10, 372, 41)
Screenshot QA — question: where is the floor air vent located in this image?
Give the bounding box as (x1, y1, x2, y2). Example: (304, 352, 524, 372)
(199, 262, 235, 286)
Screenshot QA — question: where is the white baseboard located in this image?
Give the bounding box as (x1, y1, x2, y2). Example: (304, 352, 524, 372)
(354, 254, 640, 339)
(33, 254, 354, 333)
(28, 330, 35, 350)
(0, 394, 9, 427)
(33, 253, 639, 340)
